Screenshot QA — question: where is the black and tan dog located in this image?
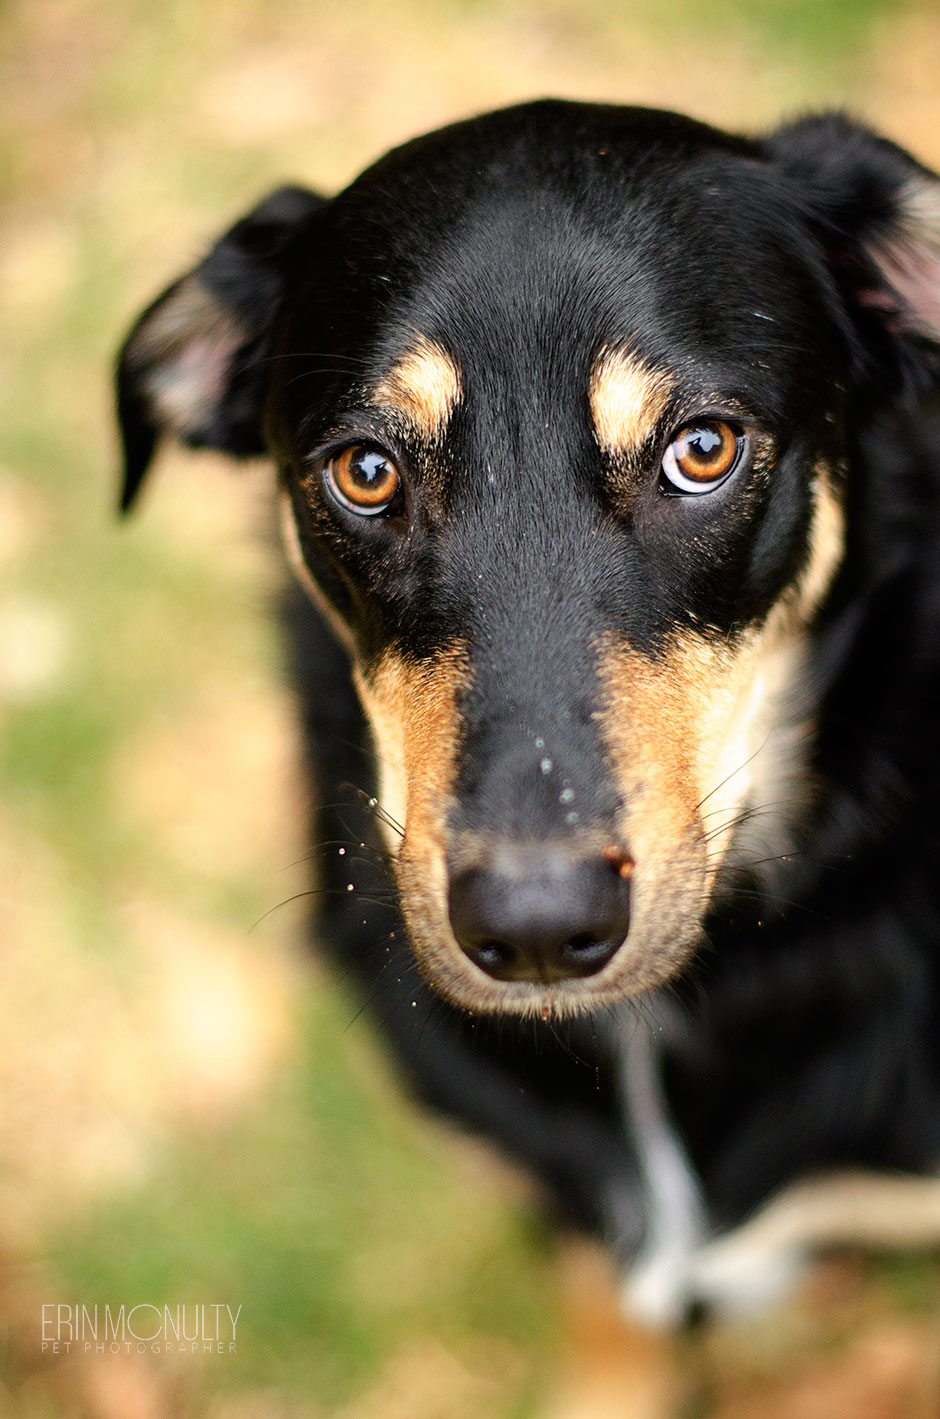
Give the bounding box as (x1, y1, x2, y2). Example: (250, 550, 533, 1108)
(117, 101, 940, 1414)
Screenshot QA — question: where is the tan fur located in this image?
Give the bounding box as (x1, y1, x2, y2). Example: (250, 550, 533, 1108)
(353, 643, 467, 915)
(353, 654, 419, 851)
(589, 346, 674, 456)
(727, 462, 845, 867)
(591, 581, 826, 1003)
(371, 336, 463, 440)
(689, 1170, 940, 1306)
(592, 631, 755, 992)
(588, 463, 847, 1004)
(550, 1173, 940, 1414)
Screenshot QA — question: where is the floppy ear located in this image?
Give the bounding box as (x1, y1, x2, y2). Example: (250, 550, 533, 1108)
(116, 183, 325, 512)
(766, 114, 940, 398)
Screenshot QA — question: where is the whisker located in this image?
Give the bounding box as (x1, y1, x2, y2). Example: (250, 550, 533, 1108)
(698, 797, 790, 825)
(692, 732, 772, 815)
(725, 849, 810, 871)
(280, 839, 390, 871)
(347, 784, 405, 837)
(699, 802, 789, 845)
(540, 1013, 594, 1068)
(251, 350, 370, 370)
(715, 882, 824, 918)
(343, 948, 405, 1033)
(251, 884, 398, 931)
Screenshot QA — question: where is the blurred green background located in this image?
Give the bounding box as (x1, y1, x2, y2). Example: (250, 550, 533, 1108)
(2, 1, 940, 1415)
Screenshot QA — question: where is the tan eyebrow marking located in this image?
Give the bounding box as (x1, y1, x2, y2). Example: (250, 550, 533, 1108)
(589, 346, 675, 455)
(371, 336, 462, 439)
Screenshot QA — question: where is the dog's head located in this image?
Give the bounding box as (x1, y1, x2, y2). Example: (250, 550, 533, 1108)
(117, 101, 940, 1018)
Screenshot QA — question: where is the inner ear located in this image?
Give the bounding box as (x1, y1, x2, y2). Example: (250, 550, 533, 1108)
(116, 183, 325, 512)
(866, 178, 940, 343)
(766, 114, 940, 393)
(122, 274, 245, 441)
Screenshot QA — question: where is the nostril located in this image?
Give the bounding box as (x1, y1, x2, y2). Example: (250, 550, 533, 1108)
(565, 932, 606, 959)
(471, 940, 517, 976)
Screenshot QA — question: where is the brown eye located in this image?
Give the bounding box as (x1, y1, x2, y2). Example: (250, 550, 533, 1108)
(325, 446, 401, 515)
(661, 420, 744, 495)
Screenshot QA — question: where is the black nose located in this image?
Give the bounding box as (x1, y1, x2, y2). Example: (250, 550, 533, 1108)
(448, 842, 632, 984)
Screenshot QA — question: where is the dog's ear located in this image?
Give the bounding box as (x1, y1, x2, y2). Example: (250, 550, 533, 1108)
(116, 183, 325, 512)
(766, 114, 940, 398)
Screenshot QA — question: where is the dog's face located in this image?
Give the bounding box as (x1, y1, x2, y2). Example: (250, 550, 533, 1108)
(118, 101, 940, 1018)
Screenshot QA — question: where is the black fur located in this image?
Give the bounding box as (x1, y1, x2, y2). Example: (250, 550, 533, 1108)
(117, 101, 940, 1296)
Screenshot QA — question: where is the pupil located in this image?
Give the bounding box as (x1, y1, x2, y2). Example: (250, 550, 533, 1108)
(687, 425, 725, 463)
(354, 452, 388, 486)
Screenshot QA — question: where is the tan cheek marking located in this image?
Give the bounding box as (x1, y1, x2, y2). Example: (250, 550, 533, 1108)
(589, 346, 674, 456)
(353, 645, 468, 866)
(371, 336, 462, 441)
(697, 465, 845, 861)
(278, 505, 466, 854)
(597, 616, 809, 892)
(597, 635, 734, 889)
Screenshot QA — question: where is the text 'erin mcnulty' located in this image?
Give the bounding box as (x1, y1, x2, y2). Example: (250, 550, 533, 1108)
(41, 1303, 242, 1355)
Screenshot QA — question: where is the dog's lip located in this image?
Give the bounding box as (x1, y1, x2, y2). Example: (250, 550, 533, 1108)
(436, 943, 637, 1018)
(416, 902, 705, 1017)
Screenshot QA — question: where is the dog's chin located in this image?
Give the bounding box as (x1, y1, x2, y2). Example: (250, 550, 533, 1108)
(399, 912, 703, 1020)
(393, 833, 711, 1018)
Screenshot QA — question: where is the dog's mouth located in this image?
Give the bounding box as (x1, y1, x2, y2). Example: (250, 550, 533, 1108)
(395, 824, 710, 1019)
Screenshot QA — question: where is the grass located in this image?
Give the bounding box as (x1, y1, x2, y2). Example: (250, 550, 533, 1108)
(48, 985, 552, 1413)
(1, 0, 938, 1414)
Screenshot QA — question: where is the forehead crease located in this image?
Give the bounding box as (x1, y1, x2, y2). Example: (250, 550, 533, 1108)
(370, 336, 463, 439)
(589, 345, 675, 455)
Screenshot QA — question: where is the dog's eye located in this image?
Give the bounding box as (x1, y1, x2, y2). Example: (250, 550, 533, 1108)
(324, 446, 401, 515)
(660, 421, 745, 495)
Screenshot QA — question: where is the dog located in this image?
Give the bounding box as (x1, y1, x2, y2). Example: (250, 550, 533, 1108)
(116, 100, 940, 1414)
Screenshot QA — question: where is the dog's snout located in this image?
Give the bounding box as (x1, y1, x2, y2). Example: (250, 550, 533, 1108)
(448, 843, 631, 984)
